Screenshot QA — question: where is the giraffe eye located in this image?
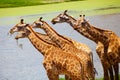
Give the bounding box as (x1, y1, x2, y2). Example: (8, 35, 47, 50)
(36, 22, 43, 26)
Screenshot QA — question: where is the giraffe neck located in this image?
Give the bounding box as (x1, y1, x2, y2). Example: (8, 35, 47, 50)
(84, 23, 108, 45)
(36, 32, 59, 47)
(27, 26, 55, 56)
(76, 27, 98, 43)
(42, 22, 73, 48)
(65, 16, 98, 43)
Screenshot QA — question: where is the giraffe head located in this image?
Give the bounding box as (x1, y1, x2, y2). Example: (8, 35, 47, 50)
(73, 14, 91, 30)
(14, 24, 31, 40)
(9, 19, 30, 40)
(51, 10, 75, 24)
(31, 17, 49, 31)
(76, 15, 88, 26)
(31, 17, 44, 28)
(9, 19, 26, 34)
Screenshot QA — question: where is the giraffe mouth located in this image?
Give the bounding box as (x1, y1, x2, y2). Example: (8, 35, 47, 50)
(51, 20, 57, 24)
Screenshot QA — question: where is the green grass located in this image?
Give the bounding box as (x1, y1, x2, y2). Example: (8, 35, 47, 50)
(59, 78, 103, 80)
(60, 78, 65, 80)
(60, 74, 120, 80)
(0, 0, 83, 8)
(0, 0, 42, 8)
(0, 0, 120, 18)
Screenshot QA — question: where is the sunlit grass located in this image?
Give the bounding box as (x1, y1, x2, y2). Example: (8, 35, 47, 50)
(0, 0, 82, 8)
(0, 0, 120, 18)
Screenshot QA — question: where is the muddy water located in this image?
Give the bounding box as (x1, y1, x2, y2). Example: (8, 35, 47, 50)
(0, 13, 120, 80)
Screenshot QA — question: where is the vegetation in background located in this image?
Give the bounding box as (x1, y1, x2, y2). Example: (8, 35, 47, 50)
(0, 0, 83, 8)
(0, 0, 120, 18)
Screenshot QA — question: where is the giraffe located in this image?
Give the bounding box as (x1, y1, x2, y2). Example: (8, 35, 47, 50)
(75, 15, 120, 80)
(51, 10, 120, 80)
(9, 19, 85, 80)
(32, 17, 95, 80)
(9, 21, 84, 80)
(9, 19, 26, 34)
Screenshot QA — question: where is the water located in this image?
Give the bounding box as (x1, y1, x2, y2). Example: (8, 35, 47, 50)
(0, 12, 120, 80)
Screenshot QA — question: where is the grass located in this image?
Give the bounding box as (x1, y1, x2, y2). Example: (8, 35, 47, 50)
(59, 78, 103, 80)
(60, 74, 120, 80)
(0, 0, 81, 8)
(60, 78, 65, 80)
(0, 0, 42, 8)
(0, 0, 120, 18)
